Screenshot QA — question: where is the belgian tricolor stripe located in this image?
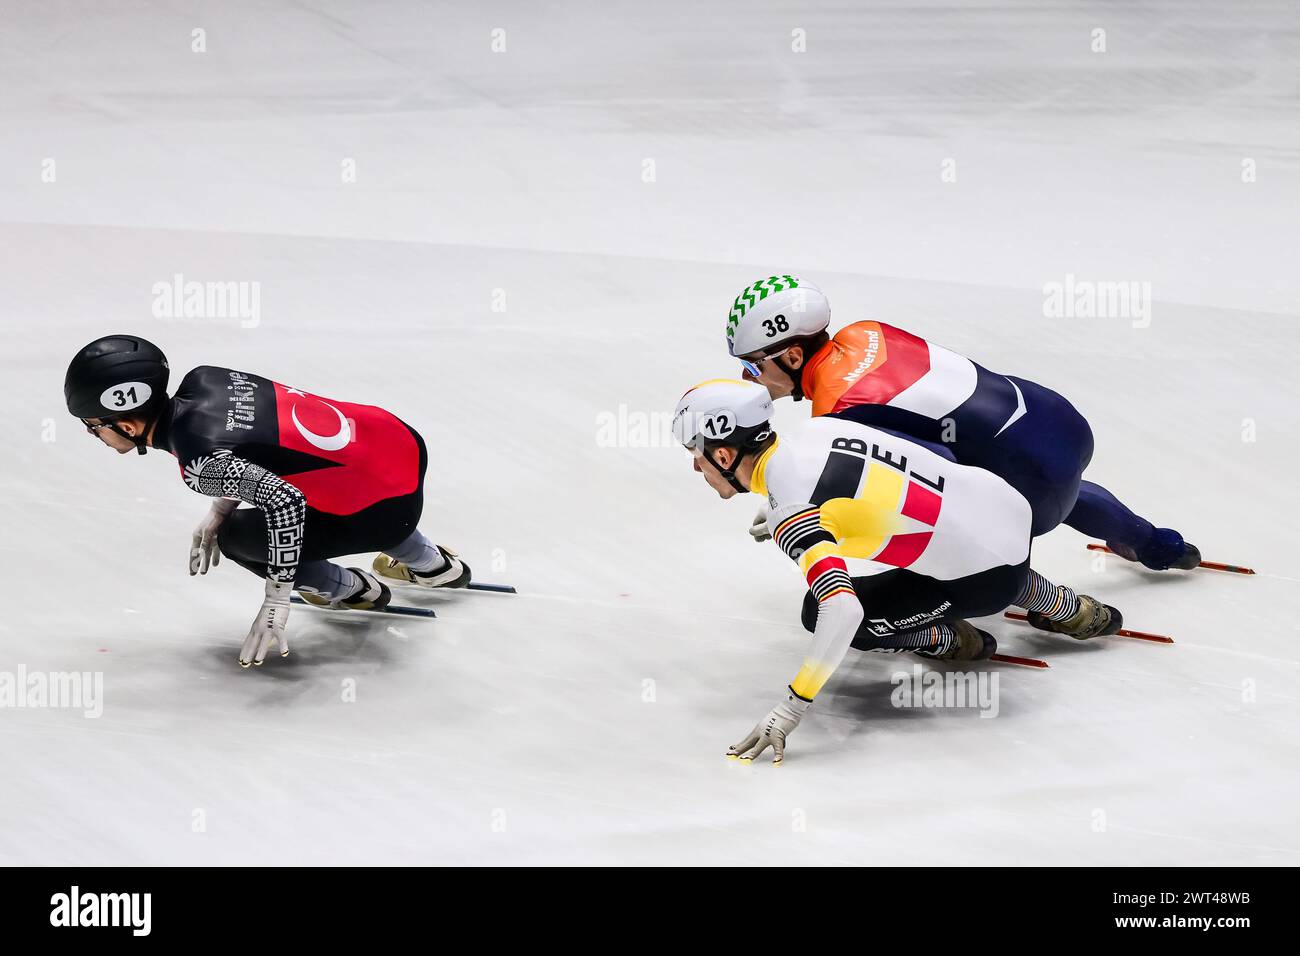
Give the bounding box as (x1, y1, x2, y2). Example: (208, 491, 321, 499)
(773, 506, 837, 562)
(806, 554, 854, 603)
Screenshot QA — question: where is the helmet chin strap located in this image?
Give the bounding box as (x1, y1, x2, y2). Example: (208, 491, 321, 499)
(702, 447, 751, 494)
(112, 403, 163, 455)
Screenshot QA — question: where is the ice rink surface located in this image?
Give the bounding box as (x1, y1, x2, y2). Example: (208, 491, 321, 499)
(2, 1, 1298, 865)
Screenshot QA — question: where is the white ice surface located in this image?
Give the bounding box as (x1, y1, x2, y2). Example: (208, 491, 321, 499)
(1, 1, 1298, 865)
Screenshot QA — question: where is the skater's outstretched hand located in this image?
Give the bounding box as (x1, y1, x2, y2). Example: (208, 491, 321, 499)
(189, 498, 238, 575)
(727, 689, 810, 766)
(240, 579, 292, 667)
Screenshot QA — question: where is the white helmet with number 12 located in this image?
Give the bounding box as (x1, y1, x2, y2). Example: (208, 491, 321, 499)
(672, 378, 774, 464)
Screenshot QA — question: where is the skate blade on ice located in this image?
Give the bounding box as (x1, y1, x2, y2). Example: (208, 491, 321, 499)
(290, 595, 436, 618)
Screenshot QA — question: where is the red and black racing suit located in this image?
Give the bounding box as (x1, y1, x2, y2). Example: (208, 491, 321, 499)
(153, 366, 427, 583)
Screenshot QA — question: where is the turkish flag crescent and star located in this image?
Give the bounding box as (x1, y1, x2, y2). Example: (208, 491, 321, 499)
(272, 382, 420, 515)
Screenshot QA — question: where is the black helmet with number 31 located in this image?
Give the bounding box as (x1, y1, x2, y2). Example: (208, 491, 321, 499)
(64, 335, 170, 453)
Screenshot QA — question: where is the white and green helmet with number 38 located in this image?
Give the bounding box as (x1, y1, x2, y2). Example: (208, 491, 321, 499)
(725, 275, 831, 373)
(672, 378, 775, 492)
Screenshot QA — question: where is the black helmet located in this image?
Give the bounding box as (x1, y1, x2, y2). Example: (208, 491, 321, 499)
(65, 335, 169, 421)
(65, 336, 170, 455)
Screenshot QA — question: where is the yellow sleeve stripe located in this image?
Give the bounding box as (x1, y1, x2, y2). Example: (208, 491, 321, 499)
(797, 538, 841, 573)
(791, 661, 836, 700)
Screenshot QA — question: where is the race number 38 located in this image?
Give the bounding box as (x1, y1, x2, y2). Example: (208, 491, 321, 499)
(99, 381, 152, 412)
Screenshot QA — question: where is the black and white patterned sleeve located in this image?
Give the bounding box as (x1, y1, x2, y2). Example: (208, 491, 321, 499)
(182, 449, 305, 583)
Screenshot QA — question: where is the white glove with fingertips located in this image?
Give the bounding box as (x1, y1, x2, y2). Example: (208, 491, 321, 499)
(190, 498, 238, 575)
(749, 506, 772, 543)
(728, 688, 811, 765)
(240, 579, 293, 667)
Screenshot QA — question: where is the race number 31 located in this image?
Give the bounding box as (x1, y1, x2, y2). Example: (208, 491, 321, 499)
(99, 381, 152, 412)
